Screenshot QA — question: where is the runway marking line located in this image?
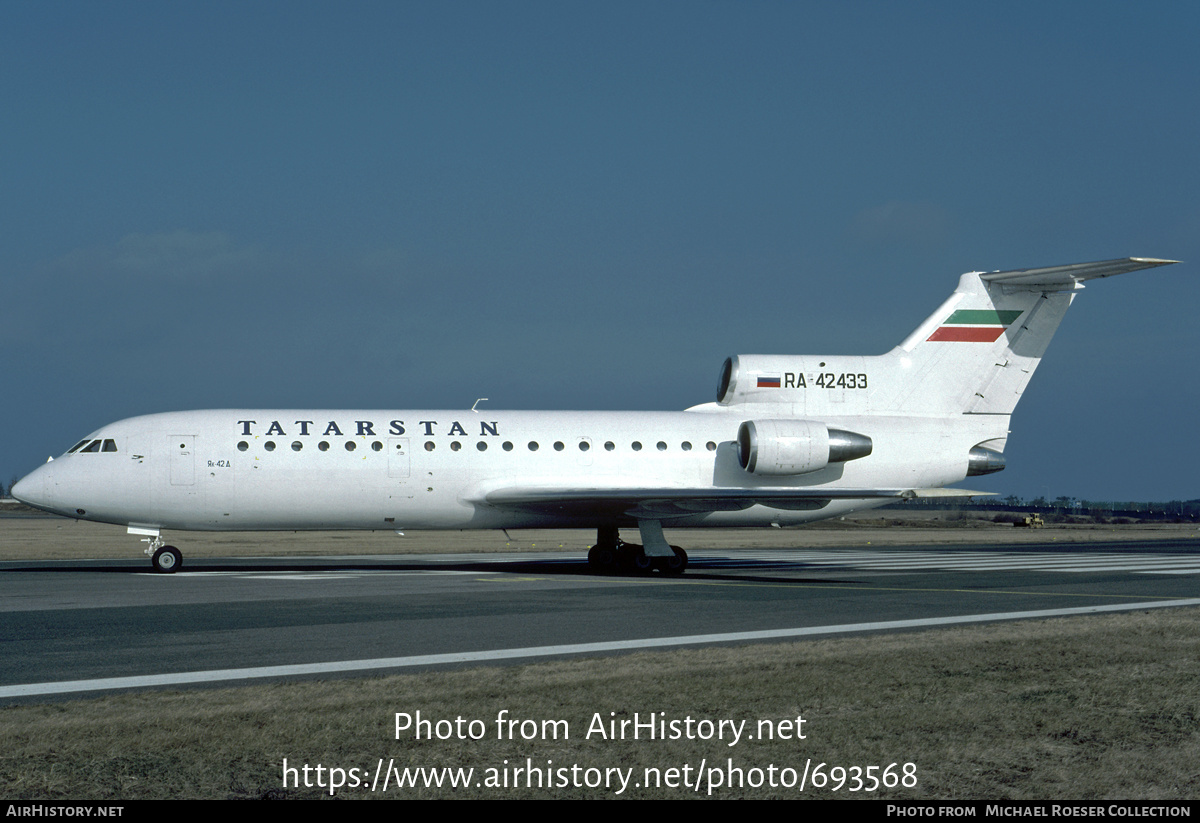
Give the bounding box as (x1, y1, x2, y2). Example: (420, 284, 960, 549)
(670, 579, 1185, 601)
(4, 598, 1199, 699)
(138, 570, 497, 579)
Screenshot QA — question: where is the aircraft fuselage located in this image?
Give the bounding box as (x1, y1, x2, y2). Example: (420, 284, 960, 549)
(19, 407, 984, 532)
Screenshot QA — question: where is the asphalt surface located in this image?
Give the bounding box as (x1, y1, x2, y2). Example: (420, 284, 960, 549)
(3, 538, 1199, 700)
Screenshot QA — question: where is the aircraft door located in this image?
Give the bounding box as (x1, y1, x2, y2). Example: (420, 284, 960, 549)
(169, 435, 195, 486)
(388, 438, 410, 478)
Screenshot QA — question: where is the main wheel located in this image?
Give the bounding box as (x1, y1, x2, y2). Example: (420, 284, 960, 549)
(152, 546, 182, 574)
(588, 543, 616, 573)
(660, 545, 688, 575)
(629, 549, 654, 573)
(615, 542, 645, 573)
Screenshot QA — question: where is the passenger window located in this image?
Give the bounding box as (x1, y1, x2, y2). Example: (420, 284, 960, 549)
(604, 441, 615, 451)
(319, 441, 330, 451)
(502, 441, 513, 451)
(372, 441, 383, 452)
(265, 441, 276, 452)
(424, 442, 435, 451)
(451, 442, 462, 451)
(346, 441, 357, 452)
(554, 441, 564, 451)
(657, 441, 667, 451)
(237, 441, 249, 452)
(477, 441, 487, 451)
(682, 441, 692, 451)
(631, 441, 642, 451)
(528, 442, 539, 451)
(292, 441, 303, 451)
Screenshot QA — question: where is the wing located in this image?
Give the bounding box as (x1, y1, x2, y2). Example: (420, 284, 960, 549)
(480, 486, 990, 519)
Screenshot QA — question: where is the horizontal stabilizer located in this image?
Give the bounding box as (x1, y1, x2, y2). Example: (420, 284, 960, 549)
(980, 257, 1178, 290)
(900, 488, 995, 498)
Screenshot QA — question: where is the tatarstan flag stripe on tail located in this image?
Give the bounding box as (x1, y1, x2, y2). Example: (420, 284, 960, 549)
(928, 326, 1006, 342)
(945, 310, 1025, 325)
(928, 308, 1024, 342)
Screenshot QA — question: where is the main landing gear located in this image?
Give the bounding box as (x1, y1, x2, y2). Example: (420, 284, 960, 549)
(587, 524, 688, 575)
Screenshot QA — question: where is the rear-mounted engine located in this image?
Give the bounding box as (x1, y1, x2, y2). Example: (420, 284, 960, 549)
(737, 419, 873, 476)
(967, 445, 1006, 476)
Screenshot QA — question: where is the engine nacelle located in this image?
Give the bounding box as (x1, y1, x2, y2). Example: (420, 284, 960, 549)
(737, 419, 873, 476)
(718, 355, 796, 405)
(967, 445, 1006, 476)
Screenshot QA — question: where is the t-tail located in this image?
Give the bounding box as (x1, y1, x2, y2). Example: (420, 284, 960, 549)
(715, 257, 1178, 473)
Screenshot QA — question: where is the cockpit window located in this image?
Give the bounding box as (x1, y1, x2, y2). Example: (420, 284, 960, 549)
(67, 438, 118, 454)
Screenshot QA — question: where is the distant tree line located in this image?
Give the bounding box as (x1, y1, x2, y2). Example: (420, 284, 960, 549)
(888, 496, 1199, 520)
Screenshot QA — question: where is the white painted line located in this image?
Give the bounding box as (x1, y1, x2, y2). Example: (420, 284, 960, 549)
(135, 570, 493, 579)
(4, 598, 1200, 699)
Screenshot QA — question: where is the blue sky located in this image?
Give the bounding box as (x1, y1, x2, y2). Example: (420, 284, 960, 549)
(3, 1, 1197, 502)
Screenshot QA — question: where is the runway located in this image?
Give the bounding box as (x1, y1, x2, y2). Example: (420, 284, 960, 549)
(3, 539, 1199, 700)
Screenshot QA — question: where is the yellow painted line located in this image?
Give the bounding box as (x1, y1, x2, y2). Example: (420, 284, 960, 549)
(665, 579, 1184, 601)
(510, 572, 1180, 602)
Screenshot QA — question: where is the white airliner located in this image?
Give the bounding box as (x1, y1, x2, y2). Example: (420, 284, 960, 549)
(12, 257, 1177, 574)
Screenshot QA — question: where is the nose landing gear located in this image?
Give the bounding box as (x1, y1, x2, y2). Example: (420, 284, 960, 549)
(131, 527, 183, 574)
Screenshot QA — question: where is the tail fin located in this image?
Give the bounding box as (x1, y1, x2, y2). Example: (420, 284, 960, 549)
(884, 258, 1177, 416)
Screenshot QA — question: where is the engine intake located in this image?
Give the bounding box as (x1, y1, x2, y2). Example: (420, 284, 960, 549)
(737, 420, 872, 476)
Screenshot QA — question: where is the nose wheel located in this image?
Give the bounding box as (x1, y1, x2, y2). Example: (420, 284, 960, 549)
(151, 545, 182, 574)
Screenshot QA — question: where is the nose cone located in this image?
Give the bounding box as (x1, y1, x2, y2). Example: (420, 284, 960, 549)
(11, 473, 33, 502)
(11, 463, 51, 510)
